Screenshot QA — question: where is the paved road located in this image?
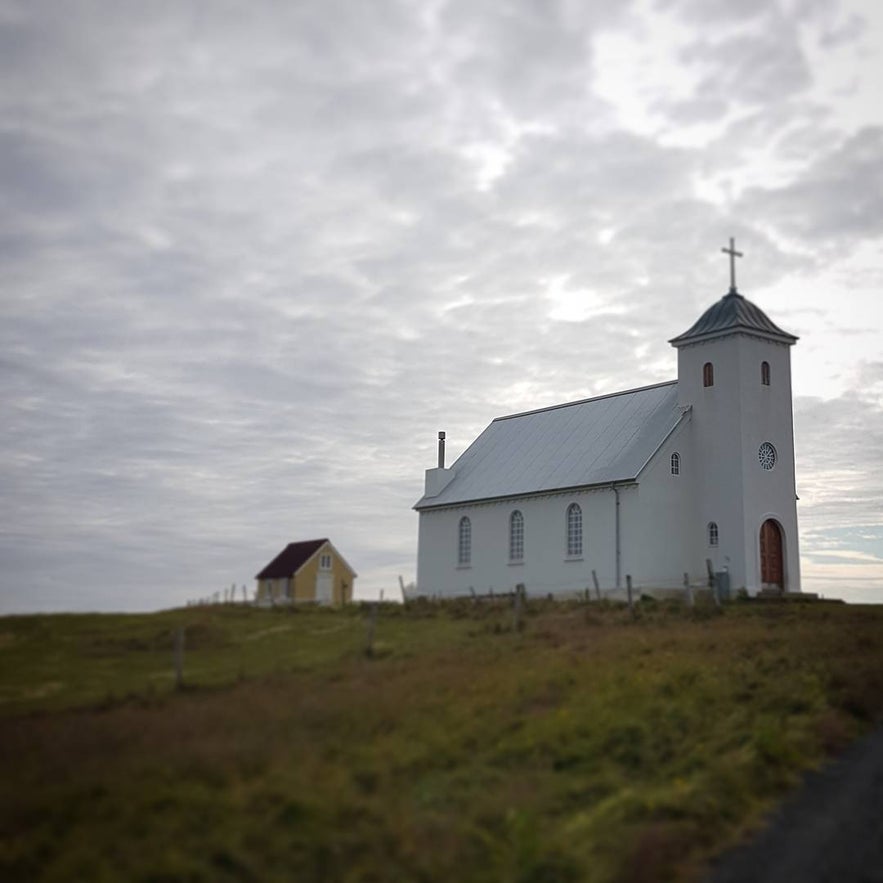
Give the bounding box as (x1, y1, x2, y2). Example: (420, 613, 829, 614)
(704, 727, 883, 883)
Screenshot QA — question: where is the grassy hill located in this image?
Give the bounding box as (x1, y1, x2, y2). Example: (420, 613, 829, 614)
(1, 598, 881, 882)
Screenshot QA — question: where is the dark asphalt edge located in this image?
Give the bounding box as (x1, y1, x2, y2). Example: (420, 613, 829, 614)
(703, 724, 883, 883)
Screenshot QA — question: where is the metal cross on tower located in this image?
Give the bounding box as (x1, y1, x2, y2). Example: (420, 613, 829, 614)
(721, 237, 743, 293)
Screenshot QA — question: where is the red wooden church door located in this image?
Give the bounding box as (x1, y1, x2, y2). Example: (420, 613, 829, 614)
(760, 519, 784, 588)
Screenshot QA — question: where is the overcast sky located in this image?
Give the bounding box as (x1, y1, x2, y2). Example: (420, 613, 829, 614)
(2, 0, 882, 612)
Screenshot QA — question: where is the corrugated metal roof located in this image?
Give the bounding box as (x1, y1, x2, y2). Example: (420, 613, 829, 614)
(669, 290, 797, 346)
(414, 381, 684, 510)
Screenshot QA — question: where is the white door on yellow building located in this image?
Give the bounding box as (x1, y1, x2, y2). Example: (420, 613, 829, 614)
(315, 552, 334, 604)
(315, 573, 333, 604)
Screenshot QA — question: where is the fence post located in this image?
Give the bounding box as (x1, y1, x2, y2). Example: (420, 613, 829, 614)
(513, 583, 525, 632)
(626, 574, 634, 614)
(683, 572, 694, 607)
(173, 627, 185, 689)
(592, 569, 601, 601)
(365, 602, 378, 657)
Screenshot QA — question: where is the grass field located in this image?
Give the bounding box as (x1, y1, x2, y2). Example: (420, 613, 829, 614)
(1, 598, 882, 882)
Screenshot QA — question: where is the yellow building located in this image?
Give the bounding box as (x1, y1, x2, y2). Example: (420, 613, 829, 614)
(255, 538, 356, 606)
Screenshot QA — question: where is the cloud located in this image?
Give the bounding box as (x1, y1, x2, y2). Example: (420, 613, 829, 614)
(740, 127, 883, 245)
(1, 0, 881, 610)
(794, 361, 883, 601)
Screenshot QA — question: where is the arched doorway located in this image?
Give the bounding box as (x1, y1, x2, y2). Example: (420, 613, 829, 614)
(760, 519, 784, 589)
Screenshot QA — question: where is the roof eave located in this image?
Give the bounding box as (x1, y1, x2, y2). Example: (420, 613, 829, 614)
(323, 539, 359, 579)
(669, 326, 798, 348)
(414, 478, 641, 512)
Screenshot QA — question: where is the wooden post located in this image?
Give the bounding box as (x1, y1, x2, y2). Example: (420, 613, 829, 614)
(626, 574, 634, 614)
(513, 583, 525, 632)
(711, 572, 721, 608)
(683, 572, 694, 607)
(592, 569, 601, 601)
(365, 602, 378, 657)
(173, 627, 185, 689)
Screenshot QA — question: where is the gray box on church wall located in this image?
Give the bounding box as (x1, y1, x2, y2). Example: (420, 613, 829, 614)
(714, 571, 731, 601)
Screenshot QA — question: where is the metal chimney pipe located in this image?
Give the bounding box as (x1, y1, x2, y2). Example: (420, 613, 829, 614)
(437, 431, 446, 469)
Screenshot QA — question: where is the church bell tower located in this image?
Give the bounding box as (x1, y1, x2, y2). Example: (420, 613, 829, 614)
(670, 240, 801, 594)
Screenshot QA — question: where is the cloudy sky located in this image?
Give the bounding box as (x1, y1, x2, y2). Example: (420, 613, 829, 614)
(2, 0, 882, 612)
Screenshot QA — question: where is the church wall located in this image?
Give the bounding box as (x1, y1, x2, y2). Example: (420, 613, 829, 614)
(417, 419, 710, 598)
(416, 487, 621, 598)
(678, 335, 749, 590)
(677, 332, 801, 593)
(735, 336, 801, 591)
(620, 416, 701, 590)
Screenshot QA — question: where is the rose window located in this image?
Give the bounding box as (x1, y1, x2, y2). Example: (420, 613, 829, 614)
(758, 442, 777, 471)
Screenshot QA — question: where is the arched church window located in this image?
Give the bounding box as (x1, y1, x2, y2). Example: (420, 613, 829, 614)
(458, 516, 471, 566)
(708, 522, 719, 547)
(671, 452, 680, 475)
(761, 361, 770, 386)
(566, 503, 583, 557)
(509, 510, 524, 562)
(703, 362, 714, 387)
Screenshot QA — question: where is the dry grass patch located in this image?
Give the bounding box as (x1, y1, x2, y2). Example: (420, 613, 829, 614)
(0, 600, 881, 882)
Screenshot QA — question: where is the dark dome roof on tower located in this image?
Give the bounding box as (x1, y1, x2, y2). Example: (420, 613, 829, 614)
(669, 290, 798, 347)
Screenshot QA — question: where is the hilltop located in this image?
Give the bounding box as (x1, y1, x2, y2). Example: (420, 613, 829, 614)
(1, 599, 881, 882)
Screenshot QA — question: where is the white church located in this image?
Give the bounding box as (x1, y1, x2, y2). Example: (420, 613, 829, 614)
(414, 243, 801, 599)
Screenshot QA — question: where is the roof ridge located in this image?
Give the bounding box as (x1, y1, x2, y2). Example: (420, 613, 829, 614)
(492, 380, 678, 422)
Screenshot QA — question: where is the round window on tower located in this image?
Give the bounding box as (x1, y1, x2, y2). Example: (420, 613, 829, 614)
(758, 442, 777, 471)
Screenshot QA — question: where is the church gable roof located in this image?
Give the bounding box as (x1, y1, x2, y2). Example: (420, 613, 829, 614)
(669, 290, 798, 347)
(414, 381, 684, 510)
